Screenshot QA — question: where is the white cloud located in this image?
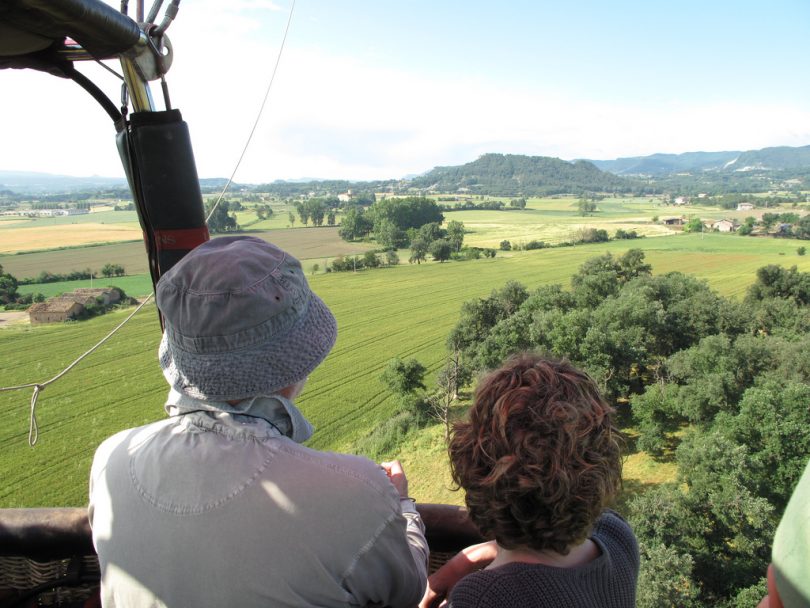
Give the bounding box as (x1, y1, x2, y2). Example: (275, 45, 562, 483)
(229, 0, 284, 11)
(2, 9, 809, 183)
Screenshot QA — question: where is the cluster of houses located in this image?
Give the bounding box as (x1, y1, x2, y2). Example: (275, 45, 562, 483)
(661, 217, 739, 231)
(28, 288, 121, 325)
(1, 208, 90, 217)
(660, 202, 758, 233)
(670, 197, 755, 213)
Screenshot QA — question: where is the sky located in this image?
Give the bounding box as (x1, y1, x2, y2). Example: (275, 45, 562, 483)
(2, 0, 810, 183)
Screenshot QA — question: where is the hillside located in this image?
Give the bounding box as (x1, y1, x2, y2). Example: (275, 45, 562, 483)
(727, 145, 810, 171)
(589, 151, 740, 176)
(5, 144, 810, 200)
(0, 171, 127, 195)
(0, 172, 240, 199)
(408, 153, 636, 196)
(587, 144, 810, 176)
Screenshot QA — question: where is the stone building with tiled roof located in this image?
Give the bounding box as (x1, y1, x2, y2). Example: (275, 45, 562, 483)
(28, 300, 85, 325)
(27, 288, 122, 325)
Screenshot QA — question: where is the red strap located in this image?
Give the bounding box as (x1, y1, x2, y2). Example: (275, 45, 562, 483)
(150, 227, 210, 250)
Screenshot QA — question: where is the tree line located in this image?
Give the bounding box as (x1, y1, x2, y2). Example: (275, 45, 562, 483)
(338, 196, 467, 256)
(438, 252, 810, 607)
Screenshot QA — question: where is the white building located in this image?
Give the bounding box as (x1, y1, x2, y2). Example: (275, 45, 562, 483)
(712, 219, 736, 232)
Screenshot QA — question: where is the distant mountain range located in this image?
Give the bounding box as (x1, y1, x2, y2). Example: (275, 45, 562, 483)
(0, 171, 234, 196)
(585, 145, 810, 176)
(0, 171, 126, 194)
(3, 144, 809, 197)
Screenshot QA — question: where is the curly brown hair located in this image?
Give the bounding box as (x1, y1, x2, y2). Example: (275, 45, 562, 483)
(449, 353, 622, 555)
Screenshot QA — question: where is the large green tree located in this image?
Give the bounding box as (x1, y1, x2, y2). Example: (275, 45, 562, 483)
(370, 197, 443, 240)
(447, 253, 810, 606)
(446, 220, 465, 252)
(429, 239, 451, 263)
(204, 200, 238, 233)
(338, 207, 372, 241)
(409, 237, 430, 264)
(0, 264, 19, 305)
(380, 358, 426, 396)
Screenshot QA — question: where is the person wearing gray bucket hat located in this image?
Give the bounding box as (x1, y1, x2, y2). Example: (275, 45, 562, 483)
(156, 235, 338, 401)
(89, 237, 429, 608)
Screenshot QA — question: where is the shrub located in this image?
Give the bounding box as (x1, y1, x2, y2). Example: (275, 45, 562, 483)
(615, 229, 640, 240)
(575, 227, 610, 243)
(351, 410, 422, 460)
(524, 240, 546, 250)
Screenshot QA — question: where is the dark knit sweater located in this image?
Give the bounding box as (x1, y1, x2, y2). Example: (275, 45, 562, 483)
(448, 511, 639, 608)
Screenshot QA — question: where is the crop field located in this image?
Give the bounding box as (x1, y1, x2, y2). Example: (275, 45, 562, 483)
(0, 209, 139, 229)
(447, 196, 758, 248)
(234, 202, 308, 231)
(1, 242, 149, 278)
(2, 227, 372, 284)
(244, 227, 375, 260)
(3, 232, 810, 507)
(0, 224, 143, 254)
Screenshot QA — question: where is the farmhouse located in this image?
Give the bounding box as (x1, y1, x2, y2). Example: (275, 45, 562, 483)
(712, 219, 736, 232)
(28, 300, 84, 324)
(661, 216, 685, 226)
(27, 288, 122, 325)
(72, 288, 121, 306)
(737, 202, 755, 211)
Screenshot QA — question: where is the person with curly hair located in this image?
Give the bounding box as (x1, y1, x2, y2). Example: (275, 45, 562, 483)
(421, 353, 639, 608)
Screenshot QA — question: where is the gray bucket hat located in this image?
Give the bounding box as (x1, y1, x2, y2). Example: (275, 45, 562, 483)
(156, 236, 337, 401)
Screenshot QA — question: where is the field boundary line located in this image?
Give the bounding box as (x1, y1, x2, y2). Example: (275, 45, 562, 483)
(0, 294, 154, 446)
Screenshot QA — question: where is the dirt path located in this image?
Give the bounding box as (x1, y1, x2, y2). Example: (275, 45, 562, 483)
(0, 311, 28, 327)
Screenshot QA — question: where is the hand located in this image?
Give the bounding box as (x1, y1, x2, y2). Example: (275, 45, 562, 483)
(380, 460, 408, 498)
(419, 541, 499, 608)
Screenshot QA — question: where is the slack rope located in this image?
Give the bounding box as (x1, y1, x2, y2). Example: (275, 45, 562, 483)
(3, 1, 296, 445)
(206, 0, 297, 224)
(0, 294, 154, 446)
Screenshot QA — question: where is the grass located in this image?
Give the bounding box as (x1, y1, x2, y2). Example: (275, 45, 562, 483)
(4, 232, 810, 507)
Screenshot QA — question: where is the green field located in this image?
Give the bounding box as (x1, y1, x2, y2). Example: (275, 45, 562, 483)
(3, 232, 810, 507)
(17, 275, 154, 298)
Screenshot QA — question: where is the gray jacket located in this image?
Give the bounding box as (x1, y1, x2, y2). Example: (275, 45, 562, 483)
(89, 392, 429, 607)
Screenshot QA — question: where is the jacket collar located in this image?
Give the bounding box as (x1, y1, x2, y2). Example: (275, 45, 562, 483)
(164, 388, 314, 443)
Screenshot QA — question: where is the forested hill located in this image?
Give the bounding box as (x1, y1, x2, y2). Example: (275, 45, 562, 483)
(407, 153, 636, 196)
(588, 151, 740, 176)
(729, 145, 810, 171)
(588, 144, 810, 176)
